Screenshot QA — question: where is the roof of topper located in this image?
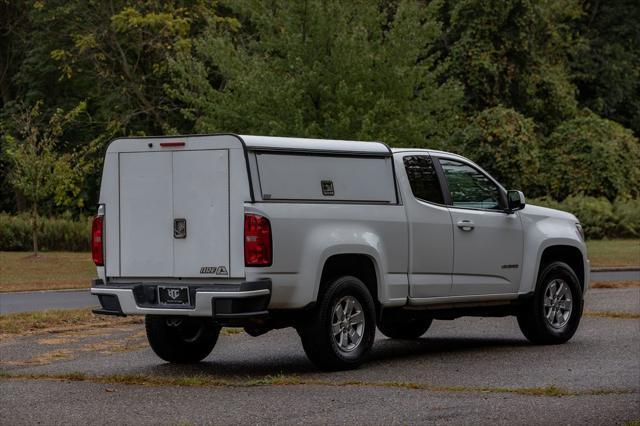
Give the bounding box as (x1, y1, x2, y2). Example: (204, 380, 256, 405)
(239, 135, 391, 156)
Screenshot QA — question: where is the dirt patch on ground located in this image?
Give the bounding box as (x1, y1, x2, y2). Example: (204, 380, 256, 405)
(0, 309, 142, 340)
(590, 280, 640, 289)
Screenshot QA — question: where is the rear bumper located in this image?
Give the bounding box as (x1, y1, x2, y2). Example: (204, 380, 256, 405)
(91, 279, 271, 318)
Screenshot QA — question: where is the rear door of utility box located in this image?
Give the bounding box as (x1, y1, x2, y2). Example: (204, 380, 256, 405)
(100, 135, 247, 280)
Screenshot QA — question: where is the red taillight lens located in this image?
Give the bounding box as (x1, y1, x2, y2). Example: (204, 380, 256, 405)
(92, 215, 104, 266)
(244, 214, 272, 266)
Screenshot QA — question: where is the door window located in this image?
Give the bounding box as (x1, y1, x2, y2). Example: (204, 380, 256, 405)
(403, 155, 444, 204)
(439, 159, 501, 210)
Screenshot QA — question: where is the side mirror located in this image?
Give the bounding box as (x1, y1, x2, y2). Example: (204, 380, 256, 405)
(506, 190, 526, 213)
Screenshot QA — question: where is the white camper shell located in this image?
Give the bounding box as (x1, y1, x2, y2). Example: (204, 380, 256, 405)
(96, 134, 396, 282)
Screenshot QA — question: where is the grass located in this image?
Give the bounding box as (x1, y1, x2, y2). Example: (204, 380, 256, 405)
(0, 251, 94, 292)
(0, 308, 142, 338)
(0, 371, 634, 398)
(587, 239, 640, 268)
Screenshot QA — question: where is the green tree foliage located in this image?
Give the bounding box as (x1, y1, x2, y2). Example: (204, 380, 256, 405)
(544, 113, 640, 201)
(449, 106, 541, 194)
(436, 0, 581, 132)
(4, 101, 86, 254)
(169, 0, 464, 148)
(1, 0, 639, 228)
(570, 0, 640, 135)
(18, 0, 228, 136)
(1, 0, 230, 213)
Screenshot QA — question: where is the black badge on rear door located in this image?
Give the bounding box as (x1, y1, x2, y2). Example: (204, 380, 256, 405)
(174, 218, 187, 238)
(321, 180, 334, 196)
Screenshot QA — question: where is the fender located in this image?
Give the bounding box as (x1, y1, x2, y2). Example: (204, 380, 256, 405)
(304, 224, 388, 304)
(519, 209, 588, 294)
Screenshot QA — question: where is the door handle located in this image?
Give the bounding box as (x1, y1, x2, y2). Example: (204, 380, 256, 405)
(457, 220, 475, 231)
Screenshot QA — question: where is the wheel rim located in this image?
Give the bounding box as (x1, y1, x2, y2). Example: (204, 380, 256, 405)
(331, 295, 365, 352)
(543, 279, 573, 329)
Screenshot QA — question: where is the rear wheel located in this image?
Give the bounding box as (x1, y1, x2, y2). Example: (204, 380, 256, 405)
(298, 276, 376, 370)
(377, 315, 432, 340)
(145, 315, 220, 363)
(517, 261, 583, 344)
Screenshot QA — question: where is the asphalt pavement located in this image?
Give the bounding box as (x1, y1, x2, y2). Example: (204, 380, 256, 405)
(0, 290, 99, 314)
(0, 288, 638, 425)
(1, 269, 638, 315)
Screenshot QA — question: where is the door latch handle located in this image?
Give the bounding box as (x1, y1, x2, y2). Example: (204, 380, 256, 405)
(457, 220, 475, 231)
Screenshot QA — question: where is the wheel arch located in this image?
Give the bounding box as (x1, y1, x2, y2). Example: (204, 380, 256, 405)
(316, 253, 381, 307)
(537, 244, 587, 291)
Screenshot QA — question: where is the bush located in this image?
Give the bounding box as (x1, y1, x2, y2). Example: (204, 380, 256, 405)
(0, 213, 91, 251)
(560, 196, 617, 239)
(529, 196, 640, 239)
(448, 107, 542, 196)
(544, 114, 640, 201)
(613, 199, 640, 237)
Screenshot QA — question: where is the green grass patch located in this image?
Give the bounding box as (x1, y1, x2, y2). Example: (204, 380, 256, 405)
(0, 251, 94, 292)
(587, 239, 640, 268)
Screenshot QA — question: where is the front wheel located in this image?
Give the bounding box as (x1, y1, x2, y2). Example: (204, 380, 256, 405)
(517, 261, 583, 344)
(298, 276, 376, 370)
(145, 315, 221, 363)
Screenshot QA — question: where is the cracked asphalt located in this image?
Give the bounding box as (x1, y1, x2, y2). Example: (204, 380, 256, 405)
(1, 288, 639, 425)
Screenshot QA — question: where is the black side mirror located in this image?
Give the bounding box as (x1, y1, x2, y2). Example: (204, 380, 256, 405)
(506, 190, 526, 213)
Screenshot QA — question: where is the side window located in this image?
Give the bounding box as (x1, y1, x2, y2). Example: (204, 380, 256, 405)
(439, 159, 501, 210)
(403, 155, 444, 204)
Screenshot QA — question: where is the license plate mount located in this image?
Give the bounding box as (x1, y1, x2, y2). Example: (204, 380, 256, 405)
(158, 286, 190, 305)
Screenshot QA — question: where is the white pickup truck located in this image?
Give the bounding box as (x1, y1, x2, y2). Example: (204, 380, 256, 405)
(91, 134, 589, 370)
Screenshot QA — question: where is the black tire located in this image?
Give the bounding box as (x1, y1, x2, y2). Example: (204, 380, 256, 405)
(145, 315, 221, 363)
(517, 261, 583, 344)
(298, 276, 376, 371)
(377, 316, 432, 340)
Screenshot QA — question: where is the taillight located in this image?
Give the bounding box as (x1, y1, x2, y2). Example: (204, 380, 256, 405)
(244, 214, 272, 266)
(92, 215, 104, 266)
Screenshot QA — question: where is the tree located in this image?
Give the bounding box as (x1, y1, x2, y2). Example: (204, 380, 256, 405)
(169, 0, 464, 149)
(569, 0, 640, 135)
(45, 0, 228, 136)
(435, 0, 582, 133)
(4, 101, 86, 254)
(449, 106, 541, 195)
(543, 113, 640, 201)
(1, 1, 232, 214)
